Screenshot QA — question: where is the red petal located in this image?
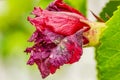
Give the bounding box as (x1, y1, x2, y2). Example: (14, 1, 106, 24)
(47, 0, 86, 18)
(28, 8, 89, 36)
(48, 29, 83, 74)
(66, 40, 82, 64)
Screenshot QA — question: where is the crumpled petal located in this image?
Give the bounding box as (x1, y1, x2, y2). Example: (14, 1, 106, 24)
(25, 29, 83, 78)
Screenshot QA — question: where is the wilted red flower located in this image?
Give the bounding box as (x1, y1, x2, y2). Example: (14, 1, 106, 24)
(25, 0, 90, 78)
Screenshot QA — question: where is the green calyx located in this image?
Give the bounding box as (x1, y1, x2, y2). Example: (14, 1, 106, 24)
(83, 21, 107, 47)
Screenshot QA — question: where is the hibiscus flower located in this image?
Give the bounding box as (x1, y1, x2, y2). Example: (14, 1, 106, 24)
(25, 0, 90, 78)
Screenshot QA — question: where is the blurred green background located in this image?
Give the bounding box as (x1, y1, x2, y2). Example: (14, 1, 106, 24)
(0, 0, 87, 80)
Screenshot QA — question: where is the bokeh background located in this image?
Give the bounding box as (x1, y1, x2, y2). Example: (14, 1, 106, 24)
(0, 0, 108, 80)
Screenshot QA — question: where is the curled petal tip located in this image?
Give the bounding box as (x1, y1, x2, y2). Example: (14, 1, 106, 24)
(32, 7, 43, 16)
(27, 16, 31, 21)
(34, 7, 42, 11)
(34, 7, 38, 10)
(27, 17, 35, 25)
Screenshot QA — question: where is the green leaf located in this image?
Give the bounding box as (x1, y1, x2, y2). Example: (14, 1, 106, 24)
(100, 0, 120, 21)
(96, 6, 120, 80)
